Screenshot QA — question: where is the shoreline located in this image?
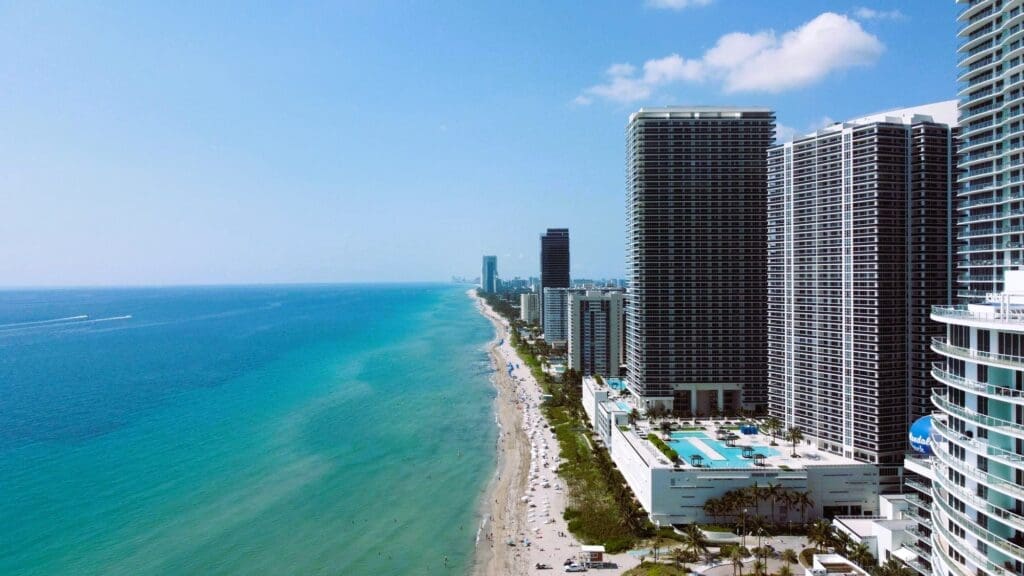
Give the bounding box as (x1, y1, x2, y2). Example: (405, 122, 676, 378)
(468, 290, 641, 576)
(470, 289, 530, 576)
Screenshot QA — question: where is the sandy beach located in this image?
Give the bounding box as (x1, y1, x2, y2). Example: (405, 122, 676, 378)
(471, 291, 640, 576)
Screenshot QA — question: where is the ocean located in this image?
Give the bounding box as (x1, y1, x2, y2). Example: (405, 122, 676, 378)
(0, 284, 497, 575)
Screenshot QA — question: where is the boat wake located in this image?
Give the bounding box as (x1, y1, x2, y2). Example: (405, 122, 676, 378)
(0, 315, 89, 330)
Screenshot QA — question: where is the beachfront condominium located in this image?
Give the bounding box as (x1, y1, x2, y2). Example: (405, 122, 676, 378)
(957, 0, 1024, 301)
(520, 292, 540, 325)
(481, 255, 498, 293)
(625, 107, 774, 414)
(930, 272, 1024, 576)
(567, 290, 624, 378)
(766, 103, 957, 490)
(542, 287, 571, 344)
(917, 4, 1024, 574)
(539, 228, 570, 327)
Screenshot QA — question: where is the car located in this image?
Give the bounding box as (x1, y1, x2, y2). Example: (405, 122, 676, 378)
(565, 565, 587, 573)
(535, 563, 552, 570)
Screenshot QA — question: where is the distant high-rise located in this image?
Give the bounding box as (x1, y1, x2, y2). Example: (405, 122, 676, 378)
(481, 255, 497, 293)
(520, 293, 540, 324)
(542, 287, 571, 343)
(567, 290, 624, 377)
(539, 229, 570, 325)
(625, 107, 774, 414)
(766, 103, 956, 483)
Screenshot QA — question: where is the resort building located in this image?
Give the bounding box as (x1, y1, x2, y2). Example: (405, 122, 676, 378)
(567, 290, 624, 378)
(582, 377, 879, 527)
(542, 287, 572, 344)
(766, 103, 957, 488)
(539, 228, 570, 327)
(625, 107, 775, 413)
(929, 270, 1024, 576)
(956, 0, 1024, 301)
(520, 292, 540, 325)
(481, 255, 498, 294)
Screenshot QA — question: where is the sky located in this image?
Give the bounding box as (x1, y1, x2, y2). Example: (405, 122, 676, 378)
(1, 1, 960, 286)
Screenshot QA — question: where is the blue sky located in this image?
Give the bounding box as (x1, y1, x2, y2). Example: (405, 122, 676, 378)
(1, 1, 958, 286)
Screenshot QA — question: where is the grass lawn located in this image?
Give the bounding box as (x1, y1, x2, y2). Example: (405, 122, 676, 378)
(622, 562, 692, 576)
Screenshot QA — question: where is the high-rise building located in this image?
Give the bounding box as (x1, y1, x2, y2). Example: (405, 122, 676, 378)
(930, 272, 1024, 576)
(919, 3, 1024, 574)
(542, 287, 571, 343)
(766, 104, 956, 487)
(520, 292, 540, 324)
(539, 229, 570, 326)
(625, 107, 774, 414)
(481, 255, 498, 293)
(567, 290, 625, 377)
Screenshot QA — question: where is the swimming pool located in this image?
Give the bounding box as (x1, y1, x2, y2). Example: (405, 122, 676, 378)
(606, 378, 626, 391)
(668, 431, 777, 468)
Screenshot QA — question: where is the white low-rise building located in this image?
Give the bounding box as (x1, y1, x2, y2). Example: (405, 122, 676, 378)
(583, 378, 880, 526)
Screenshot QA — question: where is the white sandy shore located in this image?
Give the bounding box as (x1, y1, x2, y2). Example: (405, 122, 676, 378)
(470, 291, 641, 576)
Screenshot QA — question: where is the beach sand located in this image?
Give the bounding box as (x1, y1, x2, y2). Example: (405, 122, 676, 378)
(471, 291, 641, 576)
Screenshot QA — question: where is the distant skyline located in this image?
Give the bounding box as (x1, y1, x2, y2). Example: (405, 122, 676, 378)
(2, 1, 958, 286)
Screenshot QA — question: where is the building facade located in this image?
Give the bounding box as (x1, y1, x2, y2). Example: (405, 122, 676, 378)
(567, 290, 624, 377)
(911, 4, 1024, 574)
(481, 255, 498, 294)
(520, 292, 540, 325)
(766, 104, 956, 484)
(540, 228, 570, 326)
(625, 107, 774, 412)
(542, 287, 571, 343)
(930, 272, 1024, 576)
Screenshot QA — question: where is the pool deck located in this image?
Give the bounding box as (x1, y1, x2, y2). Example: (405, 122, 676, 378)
(684, 437, 726, 461)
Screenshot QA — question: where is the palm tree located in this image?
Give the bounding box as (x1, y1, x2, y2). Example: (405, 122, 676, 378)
(780, 548, 798, 569)
(704, 498, 721, 525)
(794, 490, 814, 524)
(808, 519, 832, 552)
(628, 408, 640, 426)
(875, 558, 914, 576)
(848, 541, 874, 568)
(765, 416, 782, 444)
(777, 565, 793, 576)
(730, 548, 745, 576)
(832, 530, 853, 556)
(682, 524, 709, 558)
(752, 559, 766, 576)
(766, 482, 784, 525)
(785, 426, 804, 457)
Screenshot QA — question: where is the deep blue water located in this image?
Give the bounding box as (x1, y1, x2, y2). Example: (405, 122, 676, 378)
(0, 284, 496, 575)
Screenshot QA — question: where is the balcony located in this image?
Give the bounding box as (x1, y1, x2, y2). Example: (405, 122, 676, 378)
(932, 482, 1024, 564)
(932, 337, 1024, 370)
(932, 363, 1024, 403)
(930, 503, 1013, 576)
(932, 391, 1024, 439)
(933, 416, 1024, 474)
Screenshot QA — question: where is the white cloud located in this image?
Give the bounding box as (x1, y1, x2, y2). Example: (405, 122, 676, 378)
(646, 0, 714, 10)
(853, 7, 905, 20)
(577, 12, 884, 104)
(775, 123, 797, 144)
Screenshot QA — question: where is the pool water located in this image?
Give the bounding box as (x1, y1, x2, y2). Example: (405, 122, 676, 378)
(668, 431, 778, 468)
(606, 378, 626, 391)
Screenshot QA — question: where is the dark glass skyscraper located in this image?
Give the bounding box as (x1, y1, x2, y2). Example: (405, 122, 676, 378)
(625, 107, 774, 413)
(481, 255, 497, 293)
(539, 228, 570, 326)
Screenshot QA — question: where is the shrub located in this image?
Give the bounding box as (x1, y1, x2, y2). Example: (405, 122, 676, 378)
(647, 433, 679, 462)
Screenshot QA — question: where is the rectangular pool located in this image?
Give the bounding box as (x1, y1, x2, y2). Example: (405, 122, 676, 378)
(668, 431, 777, 468)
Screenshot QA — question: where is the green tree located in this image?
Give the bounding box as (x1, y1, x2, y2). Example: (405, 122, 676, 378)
(794, 491, 814, 524)
(785, 426, 804, 457)
(777, 564, 793, 576)
(730, 548, 745, 576)
(781, 548, 798, 569)
(848, 541, 874, 568)
(681, 524, 709, 558)
(764, 416, 782, 444)
(807, 519, 832, 552)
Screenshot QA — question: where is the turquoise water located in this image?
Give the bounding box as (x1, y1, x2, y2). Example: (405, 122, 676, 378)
(0, 285, 496, 575)
(668, 432, 777, 467)
(606, 378, 625, 391)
